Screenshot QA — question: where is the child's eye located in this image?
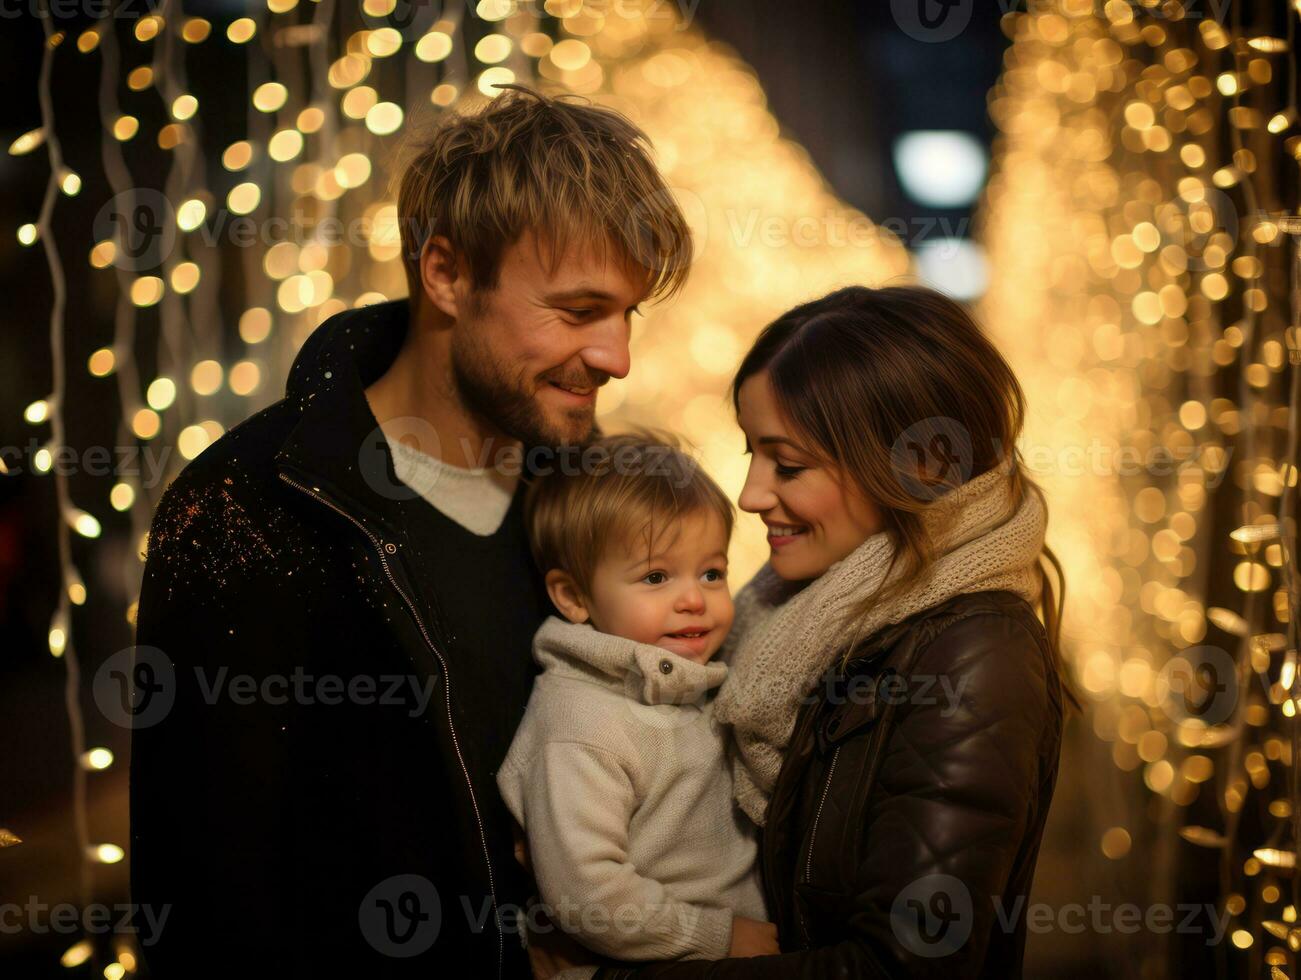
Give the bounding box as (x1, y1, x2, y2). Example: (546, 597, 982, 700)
(702, 568, 727, 583)
(643, 571, 667, 585)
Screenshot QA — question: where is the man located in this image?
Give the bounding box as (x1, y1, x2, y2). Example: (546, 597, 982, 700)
(129, 87, 691, 978)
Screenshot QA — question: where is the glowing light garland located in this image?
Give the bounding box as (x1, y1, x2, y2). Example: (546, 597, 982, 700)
(980, 0, 1299, 971)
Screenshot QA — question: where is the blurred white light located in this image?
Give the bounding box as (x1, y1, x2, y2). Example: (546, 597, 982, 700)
(892, 130, 988, 208)
(915, 238, 988, 301)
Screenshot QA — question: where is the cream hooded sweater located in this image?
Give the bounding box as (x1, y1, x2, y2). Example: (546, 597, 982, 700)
(497, 615, 767, 963)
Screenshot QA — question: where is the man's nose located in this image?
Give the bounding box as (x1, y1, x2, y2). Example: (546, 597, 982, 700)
(580, 316, 632, 381)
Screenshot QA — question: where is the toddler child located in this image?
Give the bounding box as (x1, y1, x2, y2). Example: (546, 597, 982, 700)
(497, 431, 775, 969)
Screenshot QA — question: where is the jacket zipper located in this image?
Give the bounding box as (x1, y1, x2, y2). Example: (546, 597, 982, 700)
(278, 471, 502, 977)
(798, 745, 841, 947)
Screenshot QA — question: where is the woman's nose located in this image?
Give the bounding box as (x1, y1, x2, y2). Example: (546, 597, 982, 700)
(737, 460, 776, 514)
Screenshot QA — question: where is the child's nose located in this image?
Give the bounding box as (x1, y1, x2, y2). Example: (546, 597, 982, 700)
(675, 584, 705, 612)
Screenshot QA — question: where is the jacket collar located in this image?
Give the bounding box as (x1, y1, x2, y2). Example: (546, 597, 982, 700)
(533, 615, 727, 706)
(273, 299, 412, 537)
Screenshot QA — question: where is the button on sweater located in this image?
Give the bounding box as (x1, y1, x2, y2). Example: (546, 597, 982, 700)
(497, 615, 767, 963)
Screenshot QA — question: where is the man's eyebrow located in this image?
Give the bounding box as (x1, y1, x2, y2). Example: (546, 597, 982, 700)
(544, 287, 622, 303)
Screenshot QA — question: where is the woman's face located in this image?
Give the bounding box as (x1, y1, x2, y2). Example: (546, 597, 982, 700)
(736, 371, 884, 581)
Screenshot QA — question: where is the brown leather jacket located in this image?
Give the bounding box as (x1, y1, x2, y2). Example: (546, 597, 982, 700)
(593, 589, 1064, 979)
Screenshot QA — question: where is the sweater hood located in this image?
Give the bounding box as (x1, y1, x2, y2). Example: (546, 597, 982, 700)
(532, 615, 727, 706)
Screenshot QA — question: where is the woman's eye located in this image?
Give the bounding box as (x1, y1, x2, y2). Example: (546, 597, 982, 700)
(643, 571, 667, 585)
(775, 463, 805, 478)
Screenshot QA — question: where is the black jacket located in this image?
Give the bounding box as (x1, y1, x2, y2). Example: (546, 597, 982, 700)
(596, 590, 1064, 979)
(129, 299, 547, 978)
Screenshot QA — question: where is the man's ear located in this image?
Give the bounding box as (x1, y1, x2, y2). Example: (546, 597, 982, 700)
(545, 569, 592, 625)
(419, 235, 461, 320)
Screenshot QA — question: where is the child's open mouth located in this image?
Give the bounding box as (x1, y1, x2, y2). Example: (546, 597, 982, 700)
(661, 628, 713, 656)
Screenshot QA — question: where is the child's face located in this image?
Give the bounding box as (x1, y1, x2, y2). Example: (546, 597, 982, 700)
(585, 509, 734, 664)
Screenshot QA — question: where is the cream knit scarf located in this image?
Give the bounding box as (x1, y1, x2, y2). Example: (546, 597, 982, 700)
(714, 455, 1048, 825)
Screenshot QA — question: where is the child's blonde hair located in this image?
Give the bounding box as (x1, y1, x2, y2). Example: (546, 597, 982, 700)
(523, 429, 735, 597)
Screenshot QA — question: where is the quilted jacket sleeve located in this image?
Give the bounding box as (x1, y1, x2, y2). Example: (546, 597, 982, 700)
(594, 611, 1060, 979)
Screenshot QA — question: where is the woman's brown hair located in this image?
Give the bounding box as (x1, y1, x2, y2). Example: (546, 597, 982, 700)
(729, 284, 1080, 710)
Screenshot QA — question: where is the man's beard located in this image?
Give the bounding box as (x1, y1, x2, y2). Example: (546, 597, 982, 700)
(449, 328, 599, 461)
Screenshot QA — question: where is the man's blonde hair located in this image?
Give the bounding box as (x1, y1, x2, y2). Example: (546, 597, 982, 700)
(394, 85, 693, 303)
(524, 430, 735, 598)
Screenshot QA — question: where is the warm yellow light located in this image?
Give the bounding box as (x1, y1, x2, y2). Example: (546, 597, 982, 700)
(230, 360, 262, 396)
(416, 31, 453, 63)
(60, 941, 92, 968)
(335, 152, 372, 188)
(178, 424, 213, 460)
(17, 223, 37, 246)
(88, 347, 116, 377)
(170, 262, 200, 294)
(475, 34, 512, 64)
(550, 39, 591, 71)
(60, 170, 81, 196)
(477, 67, 515, 97)
(177, 197, 206, 231)
(227, 182, 261, 215)
(269, 129, 304, 162)
(181, 17, 211, 42)
(365, 102, 403, 136)
(253, 82, 289, 113)
(367, 27, 402, 57)
(476, 0, 513, 20)
(91, 843, 125, 864)
(112, 114, 139, 141)
(239, 307, 273, 343)
(82, 748, 115, 770)
(222, 141, 253, 171)
(70, 509, 102, 539)
(132, 406, 161, 437)
(24, 398, 50, 424)
(146, 377, 176, 411)
(130, 276, 165, 307)
(191, 360, 224, 396)
(110, 482, 135, 512)
(227, 17, 256, 42)
(171, 94, 198, 120)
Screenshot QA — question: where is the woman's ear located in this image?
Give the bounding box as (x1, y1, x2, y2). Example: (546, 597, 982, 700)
(419, 235, 461, 320)
(545, 569, 592, 625)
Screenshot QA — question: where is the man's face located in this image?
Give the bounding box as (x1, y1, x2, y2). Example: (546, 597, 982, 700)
(448, 231, 649, 452)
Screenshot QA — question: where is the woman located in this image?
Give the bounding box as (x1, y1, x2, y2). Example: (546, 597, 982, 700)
(593, 284, 1074, 979)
